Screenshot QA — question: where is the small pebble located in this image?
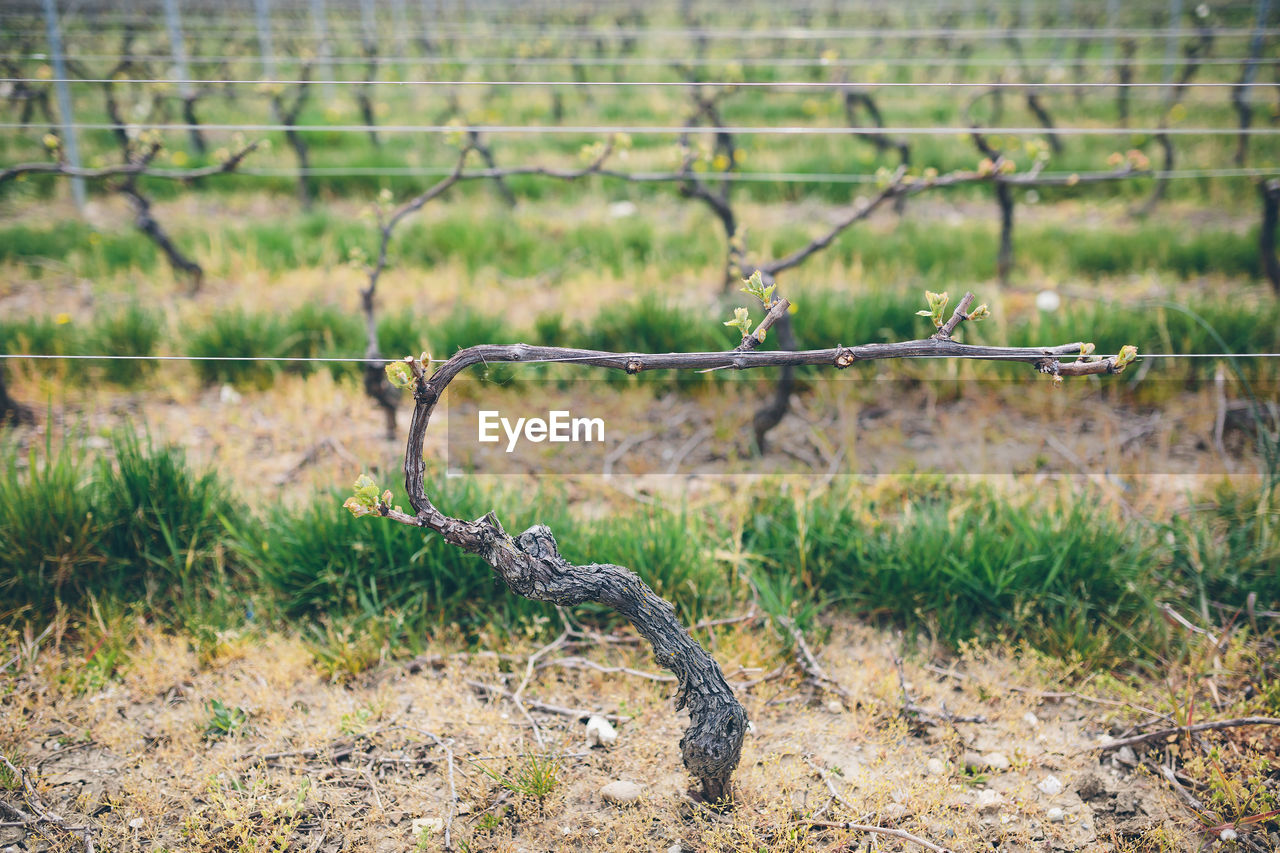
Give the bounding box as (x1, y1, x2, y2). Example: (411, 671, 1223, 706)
(825, 700, 843, 714)
(600, 780, 642, 805)
(128, 817, 145, 829)
(586, 715, 617, 747)
(410, 818, 444, 836)
(926, 758, 947, 776)
(1219, 828, 1238, 842)
(1114, 746, 1138, 767)
(983, 752, 1011, 772)
(668, 844, 683, 853)
(1047, 807, 1066, 824)
(1022, 711, 1039, 727)
(962, 751, 985, 772)
(1037, 775, 1064, 796)
(977, 789, 1003, 814)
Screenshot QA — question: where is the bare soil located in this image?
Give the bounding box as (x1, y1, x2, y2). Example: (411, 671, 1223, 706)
(0, 619, 1208, 852)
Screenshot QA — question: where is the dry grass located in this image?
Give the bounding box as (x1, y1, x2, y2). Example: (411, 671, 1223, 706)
(0, 617, 1202, 852)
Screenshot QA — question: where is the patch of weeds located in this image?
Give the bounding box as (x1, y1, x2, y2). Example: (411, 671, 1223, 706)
(338, 701, 385, 736)
(474, 752, 562, 805)
(740, 482, 1163, 666)
(279, 303, 363, 378)
(0, 751, 21, 791)
(86, 304, 162, 385)
(187, 310, 284, 388)
(181, 774, 301, 851)
(203, 698, 249, 740)
(62, 598, 139, 693)
(1181, 748, 1279, 837)
(304, 613, 403, 682)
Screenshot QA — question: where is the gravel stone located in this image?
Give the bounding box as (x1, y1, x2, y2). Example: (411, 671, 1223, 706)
(1037, 775, 1064, 796)
(600, 780, 643, 805)
(586, 715, 617, 747)
(977, 789, 1003, 813)
(410, 818, 444, 836)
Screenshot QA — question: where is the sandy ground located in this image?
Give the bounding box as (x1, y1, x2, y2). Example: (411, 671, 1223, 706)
(0, 617, 1217, 853)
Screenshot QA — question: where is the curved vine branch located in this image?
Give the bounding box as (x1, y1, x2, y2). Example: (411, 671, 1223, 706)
(355, 292, 1136, 802)
(0, 141, 259, 187)
(2, 140, 258, 293)
(272, 64, 313, 208)
(1233, 1, 1271, 167)
(842, 85, 910, 211)
(355, 135, 624, 436)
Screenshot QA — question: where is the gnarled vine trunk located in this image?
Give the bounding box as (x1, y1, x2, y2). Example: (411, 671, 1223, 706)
(398, 365, 748, 801)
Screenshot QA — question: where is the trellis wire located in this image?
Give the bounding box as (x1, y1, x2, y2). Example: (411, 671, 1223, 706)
(3, 353, 1278, 364)
(6, 121, 1280, 136)
(9, 76, 1276, 90)
(128, 166, 1280, 182)
(8, 52, 1278, 69)
(11, 23, 1280, 40)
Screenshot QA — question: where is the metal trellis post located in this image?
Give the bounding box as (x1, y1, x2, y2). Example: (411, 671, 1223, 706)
(254, 0, 277, 79)
(40, 0, 85, 214)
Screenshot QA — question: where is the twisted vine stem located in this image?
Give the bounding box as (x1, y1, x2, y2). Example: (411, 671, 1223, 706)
(357, 289, 1136, 801)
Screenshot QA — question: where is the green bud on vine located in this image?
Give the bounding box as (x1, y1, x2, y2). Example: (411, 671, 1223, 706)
(915, 290, 949, 328)
(724, 306, 753, 338)
(343, 474, 384, 517)
(739, 270, 778, 309)
(1114, 345, 1138, 370)
(385, 361, 414, 389)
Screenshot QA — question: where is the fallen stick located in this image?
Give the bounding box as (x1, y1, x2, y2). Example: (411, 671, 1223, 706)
(466, 681, 630, 723)
(1089, 717, 1280, 752)
(804, 757, 955, 853)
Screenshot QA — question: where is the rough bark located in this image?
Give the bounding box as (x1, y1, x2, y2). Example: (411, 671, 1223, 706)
(468, 130, 517, 207)
(969, 131, 1016, 283)
(751, 310, 796, 452)
(843, 88, 910, 212)
(181, 95, 206, 155)
(0, 366, 33, 427)
(995, 181, 1015, 284)
(374, 306, 1136, 797)
(674, 79, 741, 288)
(1261, 180, 1280, 294)
(397, 359, 750, 801)
(122, 186, 204, 291)
(1024, 92, 1062, 154)
(358, 48, 381, 147)
(1131, 132, 1174, 219)
(1117, 38, 1136, 125)
(274, 66, 314, 209)
(360, 285, 400, 440)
